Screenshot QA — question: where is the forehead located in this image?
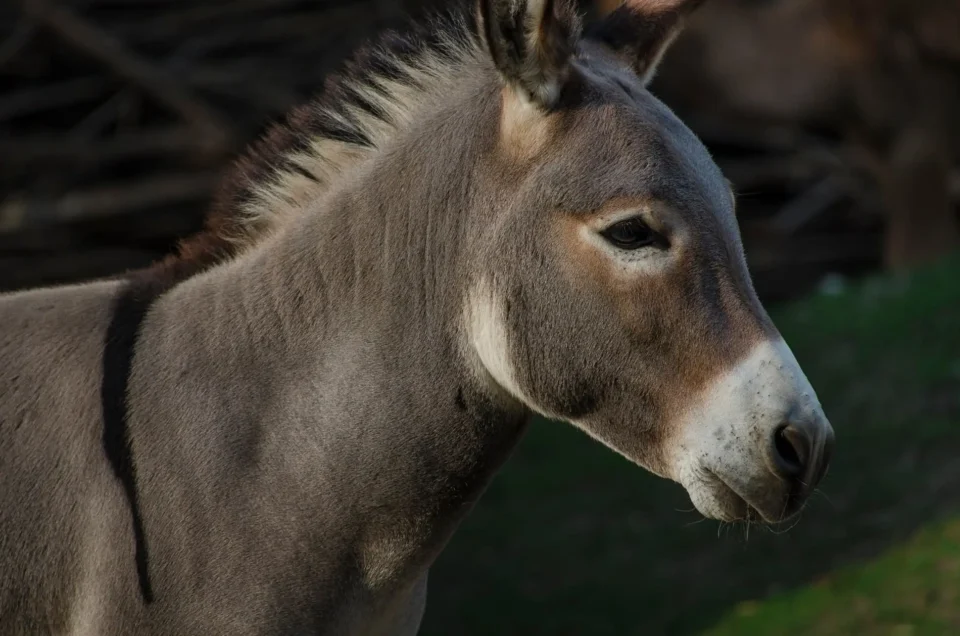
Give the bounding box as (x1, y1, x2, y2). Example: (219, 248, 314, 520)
(543, 50, 734, 232)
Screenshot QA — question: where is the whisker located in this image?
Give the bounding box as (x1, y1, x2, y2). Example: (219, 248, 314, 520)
(778, 493, 790, 522)
(766, 512, 804, 536)
(812, 489, 837, 509)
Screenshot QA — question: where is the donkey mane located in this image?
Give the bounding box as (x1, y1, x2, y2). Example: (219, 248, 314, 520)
(148, 4, 483, 287)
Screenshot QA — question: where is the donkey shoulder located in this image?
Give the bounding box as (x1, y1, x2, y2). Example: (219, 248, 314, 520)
(0, 280, 134, 634)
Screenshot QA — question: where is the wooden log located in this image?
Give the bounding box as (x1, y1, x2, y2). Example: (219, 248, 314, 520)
(0, 246, 160, 292)
(160, 7, 364, 57)
(107, 0, 314, 42)
(717, 153, 834, 192)
(767, 175, 850, 235)
(0, 77, 110, 122)
(882, 124, 960, 269)
(21, 0, 234, 154)
(0, 172, 217, 232)
(0, 127, 221, 166)
(0, 15, 36, 66)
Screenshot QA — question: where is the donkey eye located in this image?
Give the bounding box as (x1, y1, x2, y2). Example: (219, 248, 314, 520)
(600, 218, 659, 250)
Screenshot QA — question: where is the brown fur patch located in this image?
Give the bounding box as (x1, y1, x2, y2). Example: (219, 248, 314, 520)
(550, 189, 771, 476)
(498, 85, 559, 159)
(587, 0, 706, 80)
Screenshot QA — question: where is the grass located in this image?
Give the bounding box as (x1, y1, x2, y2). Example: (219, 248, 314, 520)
(420, 255, 960, 636)
(706, 518, 960, 635)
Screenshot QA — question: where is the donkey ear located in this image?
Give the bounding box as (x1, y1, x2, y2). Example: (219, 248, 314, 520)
(585, 0, 706, 84)
(478, 0, 581, 109)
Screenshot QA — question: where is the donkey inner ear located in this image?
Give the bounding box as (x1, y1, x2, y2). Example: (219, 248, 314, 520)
(585, 0, 706, 85)
(479, 0, 581, 109)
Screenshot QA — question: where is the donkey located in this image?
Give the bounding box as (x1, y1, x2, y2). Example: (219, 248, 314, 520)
(0, 0, 835, 633)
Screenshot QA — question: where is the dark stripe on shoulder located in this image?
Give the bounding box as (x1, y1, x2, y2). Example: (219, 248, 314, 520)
(101, 274, 169, 604)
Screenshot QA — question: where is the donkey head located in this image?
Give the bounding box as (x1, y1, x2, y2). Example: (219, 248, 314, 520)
(463, 0, 834, 523)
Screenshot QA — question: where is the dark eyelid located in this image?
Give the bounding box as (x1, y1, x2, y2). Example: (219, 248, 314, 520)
(609, 210, 669, 239)
(584, 198, 672, 236)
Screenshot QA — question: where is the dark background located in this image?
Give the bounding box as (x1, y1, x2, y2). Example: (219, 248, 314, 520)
(5, 0, 958, 299)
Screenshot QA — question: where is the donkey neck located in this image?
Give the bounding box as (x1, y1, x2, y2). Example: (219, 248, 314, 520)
(137, 125, 528, 589)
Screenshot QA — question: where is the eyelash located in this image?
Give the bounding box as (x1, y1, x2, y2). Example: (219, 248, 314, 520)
(599, 217, 667, 250)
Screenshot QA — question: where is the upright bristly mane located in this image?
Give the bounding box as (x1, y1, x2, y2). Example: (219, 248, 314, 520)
(143, 4, 482, 288)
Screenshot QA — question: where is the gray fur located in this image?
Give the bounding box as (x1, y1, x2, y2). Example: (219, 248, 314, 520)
(0, 1, 833, 634)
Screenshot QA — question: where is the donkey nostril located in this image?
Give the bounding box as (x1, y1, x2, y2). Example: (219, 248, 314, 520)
(772, 424, 809, 478)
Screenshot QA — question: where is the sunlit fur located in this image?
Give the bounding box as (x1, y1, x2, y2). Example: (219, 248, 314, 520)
(0, 1, 833, 634)
(217, 15, 483, 255)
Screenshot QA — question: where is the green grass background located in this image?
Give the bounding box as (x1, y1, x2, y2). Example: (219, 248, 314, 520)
(420, 255, 960, 635)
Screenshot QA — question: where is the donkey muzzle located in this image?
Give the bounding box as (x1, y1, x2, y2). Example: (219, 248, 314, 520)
(768, 408, 835, 504)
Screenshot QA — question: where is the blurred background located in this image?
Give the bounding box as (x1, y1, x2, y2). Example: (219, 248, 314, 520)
(2, 0, 959, 633)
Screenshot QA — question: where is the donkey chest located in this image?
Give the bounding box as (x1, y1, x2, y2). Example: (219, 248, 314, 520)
(341, 574, 429, 636)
